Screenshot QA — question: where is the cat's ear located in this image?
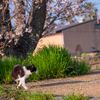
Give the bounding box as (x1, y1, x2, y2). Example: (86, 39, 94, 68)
(31, 63, 34, 67)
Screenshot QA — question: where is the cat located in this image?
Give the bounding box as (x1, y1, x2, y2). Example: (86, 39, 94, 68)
(11, 63, 38, 90)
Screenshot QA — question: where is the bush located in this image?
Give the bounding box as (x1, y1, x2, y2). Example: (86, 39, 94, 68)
(0, 56, 22, 83)
(26, 45, 91, 80)
(67, 59, 91, 76)
(33, 45, 71, 79)
(0, 45, 91, 83)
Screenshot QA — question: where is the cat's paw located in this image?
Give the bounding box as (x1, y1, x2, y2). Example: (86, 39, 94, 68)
(17, 86, 19, 89)
(17, 86, 21, 89)
(24, 86, 28, 90)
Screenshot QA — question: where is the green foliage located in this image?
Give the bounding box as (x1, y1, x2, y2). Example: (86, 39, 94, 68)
(67, 60, 91, 76)
(0, 45, 91, 83)
(81, 52, 88, 57)
(95, 52, 100, 56)
(0, 56, 22, 83)
(0, 85, 55, 100)
(32, 45, 71, 79)
(25, 45, 91, 80)
(0, 85, 89, 100)
(62, 92, 89, 100)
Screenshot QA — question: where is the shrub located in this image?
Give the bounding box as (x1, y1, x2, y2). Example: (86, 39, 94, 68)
(26, 45, 71, 80)
(26, 45, 91, 80)
(67, 59, 91, 76)
(0, 56, 21, 83)
(0, 45, 91, 83)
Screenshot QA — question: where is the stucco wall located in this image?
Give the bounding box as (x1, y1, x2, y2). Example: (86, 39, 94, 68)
(33, 33, 64, 56)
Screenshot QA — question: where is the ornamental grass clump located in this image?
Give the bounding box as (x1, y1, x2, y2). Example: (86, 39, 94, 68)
(0, 56, 21, 83)
(27, 45, 91, 80)
(33, 45, 71, 79)
(0, 45, 91, 84)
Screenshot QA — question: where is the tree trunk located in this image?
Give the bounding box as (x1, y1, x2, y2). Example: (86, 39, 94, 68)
(17, 0, 46, 57)
(0, 0, 11, 33)
(0, 0, 12, 56)
(14, 0, 25, 35)
(29, 0, 46, 38)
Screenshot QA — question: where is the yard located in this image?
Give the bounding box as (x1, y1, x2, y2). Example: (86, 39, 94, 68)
(0, 45, 100, 100)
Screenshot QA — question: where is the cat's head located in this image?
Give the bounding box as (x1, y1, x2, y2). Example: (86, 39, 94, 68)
(26, 63, 38, 75)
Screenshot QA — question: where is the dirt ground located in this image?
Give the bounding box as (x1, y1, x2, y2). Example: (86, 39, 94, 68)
(25, 70, 100, 98)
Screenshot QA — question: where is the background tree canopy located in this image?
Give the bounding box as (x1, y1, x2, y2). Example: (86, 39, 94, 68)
(0, 0, 96, 57)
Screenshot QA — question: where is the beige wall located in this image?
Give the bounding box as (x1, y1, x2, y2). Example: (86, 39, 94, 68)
(33, 32, 64, 56)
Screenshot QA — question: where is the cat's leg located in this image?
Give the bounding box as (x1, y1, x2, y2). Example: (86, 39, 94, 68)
(17, 81, 22, 89)
(21, 78, 28, 90)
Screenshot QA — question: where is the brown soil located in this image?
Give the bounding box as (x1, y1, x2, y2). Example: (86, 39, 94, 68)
(26, 70, 100, 98)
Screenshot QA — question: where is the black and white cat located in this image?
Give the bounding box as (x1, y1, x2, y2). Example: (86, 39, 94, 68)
(11, 63, 38, 90)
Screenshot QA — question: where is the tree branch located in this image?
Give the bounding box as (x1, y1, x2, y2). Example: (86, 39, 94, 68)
(43, 2, 72, 32)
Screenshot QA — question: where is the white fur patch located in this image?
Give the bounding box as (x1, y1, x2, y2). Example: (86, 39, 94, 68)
(23, 66, 32, 79)
(15, 66, 32, 90)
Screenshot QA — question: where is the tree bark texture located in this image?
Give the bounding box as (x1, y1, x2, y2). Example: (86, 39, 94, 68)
(0, 0, 11, 33)
(17, 0, 46, 57)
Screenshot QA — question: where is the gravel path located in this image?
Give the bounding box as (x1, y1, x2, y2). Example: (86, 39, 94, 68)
(26, 70, 100, 99)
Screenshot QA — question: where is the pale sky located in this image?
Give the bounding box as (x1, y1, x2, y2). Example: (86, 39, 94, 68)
(88, 0, 100, 19)
(10, 0, 100, 26)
